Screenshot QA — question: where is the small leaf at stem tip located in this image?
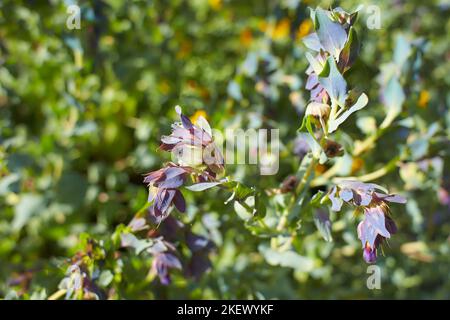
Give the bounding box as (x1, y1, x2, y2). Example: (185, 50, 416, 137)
(297, 132, 321, 159)
(302, 32, 323, 52)
(328, 92, 368, 133)
(314, 7, 347, 58)
(314, 209, 333, 242)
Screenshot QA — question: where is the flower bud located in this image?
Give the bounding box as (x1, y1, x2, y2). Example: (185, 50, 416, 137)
(305, 102, 331, 120)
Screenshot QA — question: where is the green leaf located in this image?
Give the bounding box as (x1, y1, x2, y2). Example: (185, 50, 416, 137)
(310, 190, 325, 206)
(302, 32, 323, 52)
(185, 182, 222, 191)
(318, 57, 347, 106)
(380, 78, 405, 129)
(314, 7, 347, 58)
(260, 246, 315, 271)
(98, 270, 114, 287)
(13, 194, 44, 231)
(297, 133, 321, 159)
(313, 210, 333, 242)
(234, 196, 255, 221)
(328, 92, 368, 133)
(56, 171, 87, 208)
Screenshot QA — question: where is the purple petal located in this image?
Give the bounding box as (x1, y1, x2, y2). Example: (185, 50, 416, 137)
(143, 169, 164, 184)
(155, 189, 176, 215)
(364, 206, 390, 238)
(305, 73, 319, 90)
(173, 190, 186, 213)
(359, 192, 372, 206)
(385, 215, 398, 234)
(148, 187, 157, 202)
(156, 175, 185, 189)
(164, 167, 187, 180)
(340, 188, 353, 202)
(186, 233, 212, 252)
(175, 106, 194, 129)
(128, 217, 147, 232)
(375, 192, 407, 204)
(160, 253, 182, 270)
(363, 246, 377, 264)
(357, 219, 378, 248)
(161, 135, 183, 144)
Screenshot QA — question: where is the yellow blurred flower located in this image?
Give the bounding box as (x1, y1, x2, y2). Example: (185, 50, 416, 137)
(258, 20, 268, 33)
(418, 90, 430, 108)
(239, 28, 253, 47)
(296, 20, 313, 40)
(208, 0, 222, 11)
(273, 18, 290, 40)
(190, 110, 208, 124)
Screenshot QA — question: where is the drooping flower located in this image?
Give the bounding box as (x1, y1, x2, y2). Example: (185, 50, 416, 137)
(357, 204, 398, 263)
(150, 252, 182, 285)
(185, 232, 215, 280)
(155, 216, 215, 280)
(329, 180, 406, 263)
(144, 163, 191, 223)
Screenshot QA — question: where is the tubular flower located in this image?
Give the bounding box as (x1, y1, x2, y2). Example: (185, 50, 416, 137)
(143, 107, 225, 223)
(150, 251, 182, 285)
(160, 106, 224, 174)
(144, 163, 192, 223)
(329, 180, 406, 263)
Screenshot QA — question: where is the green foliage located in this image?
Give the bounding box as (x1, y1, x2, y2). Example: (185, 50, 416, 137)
(0, 0, 449, 299)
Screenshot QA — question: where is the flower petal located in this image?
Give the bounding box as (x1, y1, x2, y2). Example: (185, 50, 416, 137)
(364, 206, 390, 238)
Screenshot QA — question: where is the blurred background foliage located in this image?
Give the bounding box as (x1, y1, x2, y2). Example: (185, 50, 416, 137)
(0, 0, 449, 299)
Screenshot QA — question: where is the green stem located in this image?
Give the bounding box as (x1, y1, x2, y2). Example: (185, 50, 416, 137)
(271, 155, 317, 248)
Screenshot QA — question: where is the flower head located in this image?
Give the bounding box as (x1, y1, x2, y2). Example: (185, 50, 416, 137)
(329, 180, 406, 263)
(160, 106, 224, 174)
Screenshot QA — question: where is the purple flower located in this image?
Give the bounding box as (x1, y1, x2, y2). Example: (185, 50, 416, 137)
(160, 106, 224, 174)
(329, 180, 406, 212)
(357, 205, 398, 263)
(151, 252, 182, 285)
(293, 135, 311, 161)
(329, 180, 406, 263)
(144, 164, 191, 223)
(305, 54, 329, 104)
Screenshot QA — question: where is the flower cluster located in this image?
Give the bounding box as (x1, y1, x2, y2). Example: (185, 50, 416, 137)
(329, 181, 406, 263)
(122, 107, 222, 285)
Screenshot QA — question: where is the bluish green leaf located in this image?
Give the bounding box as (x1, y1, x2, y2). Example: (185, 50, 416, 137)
(314, 8, 347, 57)
(318, 57, 347, 106)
